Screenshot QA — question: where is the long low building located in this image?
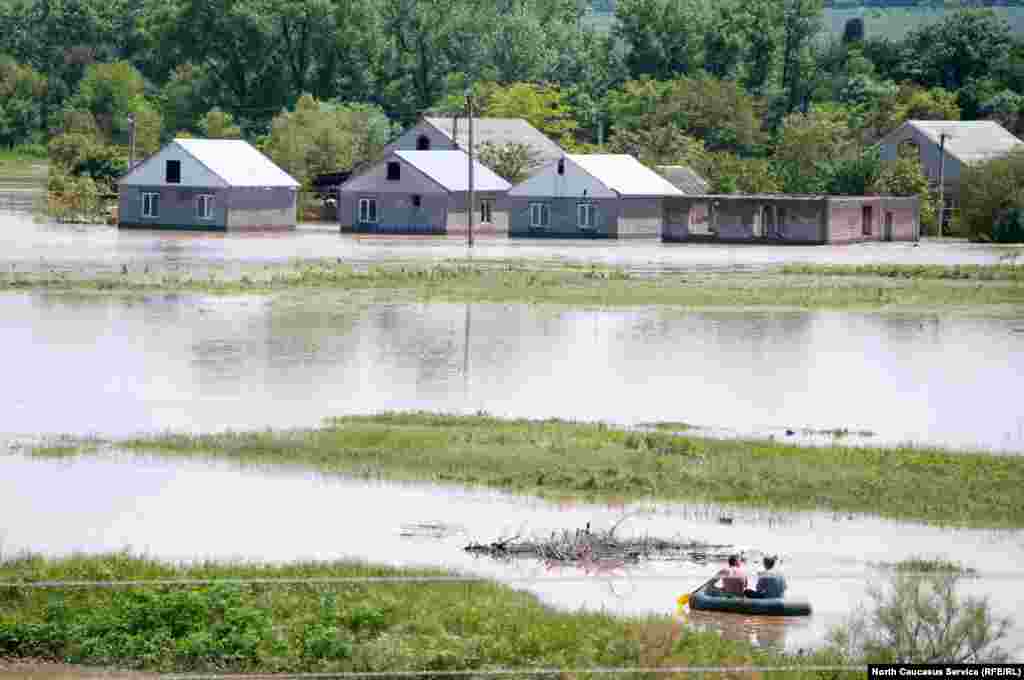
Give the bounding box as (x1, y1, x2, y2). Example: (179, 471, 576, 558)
(663, 194, 920, 244)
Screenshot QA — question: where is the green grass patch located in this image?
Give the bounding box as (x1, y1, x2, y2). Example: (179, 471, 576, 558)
(780, 263, 1024, 281)
(0, 553, 853, 676)
(29, 413, 1024, 529)
(4, 261, 1024, 309)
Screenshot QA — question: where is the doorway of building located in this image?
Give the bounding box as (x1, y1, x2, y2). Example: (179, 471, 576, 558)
(884, 211, 893, 241)
(862, 205, 873, 236)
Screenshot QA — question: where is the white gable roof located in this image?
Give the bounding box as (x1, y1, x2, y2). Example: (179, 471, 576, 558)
(895, 121, 1024, 165)
(568, 155, 683, 196)
(121, 139, 299, 188)
(394, 150, 510, 192)
(176, 139, 299, 187)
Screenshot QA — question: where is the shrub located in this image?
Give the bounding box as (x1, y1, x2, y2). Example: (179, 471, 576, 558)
(827, 564, 1012, 663)
(960, 149, 1024, 242)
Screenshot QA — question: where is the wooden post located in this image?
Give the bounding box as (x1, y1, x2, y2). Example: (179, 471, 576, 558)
(936, 132, 948, 238)
(127, 114, 136, 170)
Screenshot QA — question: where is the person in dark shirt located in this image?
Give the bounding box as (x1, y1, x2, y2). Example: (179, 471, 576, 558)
(745, 555, 787, 599)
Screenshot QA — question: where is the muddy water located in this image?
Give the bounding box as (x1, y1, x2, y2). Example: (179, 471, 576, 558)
(0, 197, 1021, 273)
(2, 453, 1023, 657)
(2, 292, 1023, 451)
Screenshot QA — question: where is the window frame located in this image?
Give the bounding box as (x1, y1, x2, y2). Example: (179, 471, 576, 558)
(529, 202, 549, 228)
(480, 198, 493, 224)
(358, 197, 378, 223)
(142, 192, 160, 218)
(166, 159, 181, 184)
(197, 194, 214, 220)
(577, 202, 594, 229)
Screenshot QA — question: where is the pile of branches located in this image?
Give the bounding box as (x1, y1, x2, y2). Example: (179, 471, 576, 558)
(464, 522, 734, 564)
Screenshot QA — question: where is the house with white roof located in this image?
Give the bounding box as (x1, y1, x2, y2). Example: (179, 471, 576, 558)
(506, 154, 684, 239)
(118, 138, 299, 231)
(879, 120, 1024, 202)
(337, 149, 511, 234)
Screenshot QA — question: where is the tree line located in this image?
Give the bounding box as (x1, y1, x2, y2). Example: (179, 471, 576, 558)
(2, 0, 1024, 237)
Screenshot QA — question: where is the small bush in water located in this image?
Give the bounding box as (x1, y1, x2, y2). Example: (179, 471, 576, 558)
(827, 564, 1011, 663)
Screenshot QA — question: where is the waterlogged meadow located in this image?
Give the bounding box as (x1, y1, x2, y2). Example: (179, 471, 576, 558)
(28, 413, 1024, 528)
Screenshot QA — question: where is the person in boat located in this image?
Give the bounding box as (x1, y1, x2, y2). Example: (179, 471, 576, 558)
(713, 554, 750, 596)
(744, 555, 787, 599)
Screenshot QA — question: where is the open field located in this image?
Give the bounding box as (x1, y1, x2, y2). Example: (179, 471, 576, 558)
(0, 553, 852, 677)
(4, 261, 1024, 309)
(26, 413, 1024, 528)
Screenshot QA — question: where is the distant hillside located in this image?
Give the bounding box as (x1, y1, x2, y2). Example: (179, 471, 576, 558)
(585, 2, 1024, 40)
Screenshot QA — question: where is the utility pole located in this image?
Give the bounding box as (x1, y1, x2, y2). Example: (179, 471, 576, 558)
(466, 89, 474, 248)
(127, 113, 136, 171)
(936, 131, 949, 239)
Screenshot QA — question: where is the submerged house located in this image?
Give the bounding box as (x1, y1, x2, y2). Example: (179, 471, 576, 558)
(506, 154, 684, 239)
(338, 150, 511, 234)
(662, 194, 920, 244)
(118, 139, 299, 231)
(382, 117, 564, 171)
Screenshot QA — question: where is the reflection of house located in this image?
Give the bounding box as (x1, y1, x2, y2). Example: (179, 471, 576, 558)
(879, 120, 1024, 209)
(337, 150, 510, 234)
(382, 117, 563, 171)
(506, 154, 684, 239)
(663, 194, 920, 244)
(118, 139, 299, 231)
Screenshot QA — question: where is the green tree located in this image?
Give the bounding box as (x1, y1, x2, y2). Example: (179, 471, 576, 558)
(775, 104, 857, 185)
(476, 142, 543, 183)
(703, 0, 781, 92)
(780, 0, 824, 114)
(704, 152, 781, 194)
(262, 94, 395, 187)
(480, 82, 579, 147)
(901, 9, 1011, 92)
(613, 0, 707, 79)
(0, 56, 47, 147)
(200, 108, 242, 139)
(68, 61, 146, 143)
(873, 155, 936, 234)
(959, 148, 1024, 242)
(607, 127, 707, 168)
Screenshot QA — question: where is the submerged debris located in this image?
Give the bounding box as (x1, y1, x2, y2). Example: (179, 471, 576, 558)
(465, 523, 734, 564)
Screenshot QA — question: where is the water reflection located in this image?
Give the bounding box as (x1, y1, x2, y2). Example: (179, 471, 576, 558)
(1, 292, 1022, 452)
(2, 453, 1022, 657)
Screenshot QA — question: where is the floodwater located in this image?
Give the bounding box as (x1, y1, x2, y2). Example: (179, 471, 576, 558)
(1, 292, 1023, 452)
(2, 452, 1023, 658)
(1, 205, 1022, 275)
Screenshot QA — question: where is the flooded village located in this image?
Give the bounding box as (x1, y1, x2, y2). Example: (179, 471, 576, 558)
(4, 0, 1024, 677)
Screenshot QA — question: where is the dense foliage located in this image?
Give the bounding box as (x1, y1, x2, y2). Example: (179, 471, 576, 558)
(1, 0, 1023, 236)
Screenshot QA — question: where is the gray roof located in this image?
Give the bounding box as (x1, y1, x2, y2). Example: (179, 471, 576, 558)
(888, 120, 1024, 165)
(655, 165, 709, 195)
(395, 150, 511, 192)
(568, 154, 683, 197)
(423, 117, 563, 164)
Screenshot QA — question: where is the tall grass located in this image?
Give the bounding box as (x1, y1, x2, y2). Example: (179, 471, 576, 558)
(4, 261, 1024, 308)
(31, 413, 1024, 528)
(0, 553, 857, 677)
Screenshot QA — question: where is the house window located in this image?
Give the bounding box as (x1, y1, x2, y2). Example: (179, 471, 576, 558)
(142, 192, 160, 218)
(197, 194, 214, 220)
(557, 158, 565, 175)
(411, 194, 422, 208)
(416, 135, 431, 150)
(577, 202, 594, 229)
(386, 162, 401, 181)
(166, 160, 181, 184)
(530, 202, 549, 228)
(480, 199, 493, 224)
(359, 197, 378, 223)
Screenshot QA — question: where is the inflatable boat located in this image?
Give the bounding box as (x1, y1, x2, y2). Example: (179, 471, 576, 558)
(690, 586, 812, 617)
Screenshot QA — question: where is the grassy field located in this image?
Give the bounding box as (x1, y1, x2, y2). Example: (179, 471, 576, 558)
(0, 148, 47, 181)
(28, 413, 1024, 528)
(0, 553, 852, 677)
(780, 263, 1024, 280)
(4, 261, 1024, 309)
